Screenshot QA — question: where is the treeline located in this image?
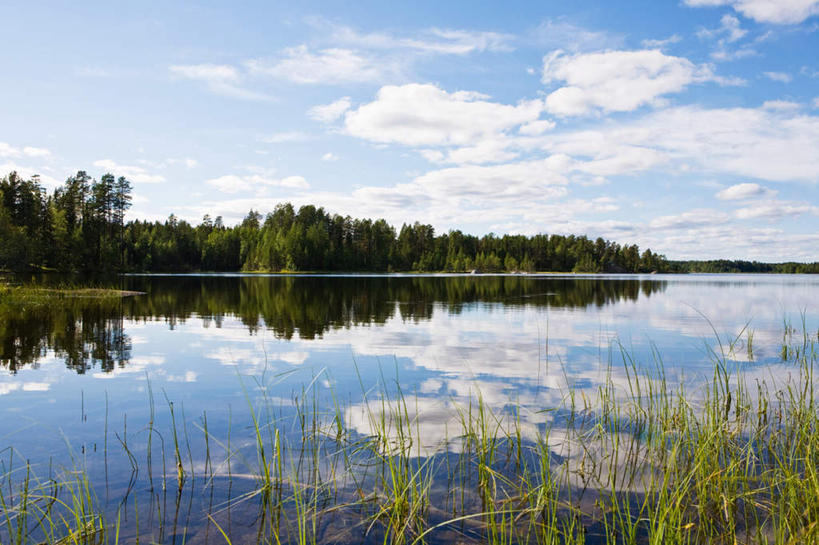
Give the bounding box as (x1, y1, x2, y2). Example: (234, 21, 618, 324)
(670, 260, 819, 274)
(0, 170, 672, 273)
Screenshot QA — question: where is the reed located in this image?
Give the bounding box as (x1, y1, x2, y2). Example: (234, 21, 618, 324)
(2, 324, 819, 544)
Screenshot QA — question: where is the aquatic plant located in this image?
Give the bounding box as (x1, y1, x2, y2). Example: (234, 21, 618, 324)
(2, 325, 819, 544)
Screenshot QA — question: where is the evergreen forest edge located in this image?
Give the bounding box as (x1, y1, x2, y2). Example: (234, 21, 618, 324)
(1, 170, 817, 274)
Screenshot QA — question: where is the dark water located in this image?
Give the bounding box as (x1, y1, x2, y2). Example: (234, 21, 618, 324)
(1, 273, 818, 543)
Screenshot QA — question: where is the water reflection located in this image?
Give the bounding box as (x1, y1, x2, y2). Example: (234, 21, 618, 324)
(0, 275, 666, 372)
(0, 298, 131, 374)
(3, 274, 819, 544)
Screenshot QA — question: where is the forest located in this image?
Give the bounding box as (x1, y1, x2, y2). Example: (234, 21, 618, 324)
(3, 169, 813, 274)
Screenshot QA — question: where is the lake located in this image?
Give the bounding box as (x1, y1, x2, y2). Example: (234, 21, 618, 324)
(2, 273, 818, 544)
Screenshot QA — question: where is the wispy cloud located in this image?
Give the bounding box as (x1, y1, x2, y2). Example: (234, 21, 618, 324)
(308, 97, 352, 122)
(308, 19, 515, 54)
(169, 63, 274, 100)
(245, 47, 389, 85)
(641, 34, 682, 48)
(764, 71, 792, 82)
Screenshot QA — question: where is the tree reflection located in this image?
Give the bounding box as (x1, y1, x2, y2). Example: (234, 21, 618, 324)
(0, 298, 131, 373)
(1, 275, 665, 372)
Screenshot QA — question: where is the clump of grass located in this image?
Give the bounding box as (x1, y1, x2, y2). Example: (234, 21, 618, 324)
(4, 324, 819, 544)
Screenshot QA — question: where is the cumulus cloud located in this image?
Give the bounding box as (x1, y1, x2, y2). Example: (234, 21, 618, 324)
(92, 159, 165, 183)
(716, 182, 776, 199)
(344, 83, 544, 149)
(321, 152, 339, 161)
(540, 49, 738, 116)
(308, 97, 352, 122)
(684, 0, 819, 24)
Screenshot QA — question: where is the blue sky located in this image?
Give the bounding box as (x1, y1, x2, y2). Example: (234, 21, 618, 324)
(1, 0, 818, 260)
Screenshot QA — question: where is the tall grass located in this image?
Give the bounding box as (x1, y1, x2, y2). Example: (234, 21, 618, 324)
(3, 325, 819, 544)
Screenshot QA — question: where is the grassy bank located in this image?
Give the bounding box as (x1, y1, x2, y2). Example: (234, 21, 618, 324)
(0, 283, 143, 305)
(2, 328, 819, 544)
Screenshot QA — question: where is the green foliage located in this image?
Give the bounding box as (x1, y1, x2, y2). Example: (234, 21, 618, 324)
(0, 170, 680, 273)
(670, 259, 819, 274)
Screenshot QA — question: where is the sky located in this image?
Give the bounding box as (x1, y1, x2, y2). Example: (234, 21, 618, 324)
(1, 0, 818, 261)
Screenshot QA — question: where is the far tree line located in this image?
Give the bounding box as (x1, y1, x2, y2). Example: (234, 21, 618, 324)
(1, 170, 815, 274)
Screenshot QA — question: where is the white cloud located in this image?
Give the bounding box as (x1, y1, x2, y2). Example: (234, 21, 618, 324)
(543, 105, 819, 182)
(206, 173, 309, 193)
(259, 131, 309, 144)
(0, 142, 18, 157)
(814, 97, 819, 108)
(407, 157, 570, 203)
(764, 71, 793, 83)
(519, 119, 556, 136)
(22, 382, 51, 392)
(169, 63, 272, 100)
(0, 142, 51, 158)
(22, 146, 51, 157)
(762, 99, 801, 110)
(0, 162, 59, 188)
(162, 157, 199, 169)
(529, 19, 624, 52)
(323, 22, 514, 54)
(245, 47, 386, 84)
(206, 174, 251, 194)
(641, 34, 682, 48)
(92, 159, 165, 183)
(308, 97, 352, 123)
(698, 14, 748, 42)
(279, 351, 310, 365)
(170, 63, 239, 81)
(321, 152, 339, 161)
(735, 200, 819, 219)
(0, 383, 21, 396)
(540, 49, 735, 116)
(279, 175, 309, 189)
(716, 182, 776, 199)
(684, 0, 819, 24)
(344, 83, 544, 148)
(695, 14, 757, 60)
(649, 209, 731, 230)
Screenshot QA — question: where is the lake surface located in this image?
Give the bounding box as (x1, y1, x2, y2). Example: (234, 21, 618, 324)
(2, 273, 818, 543)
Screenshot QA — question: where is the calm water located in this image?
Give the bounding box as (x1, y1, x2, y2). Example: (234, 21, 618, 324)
(2, 273, 818, 543)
